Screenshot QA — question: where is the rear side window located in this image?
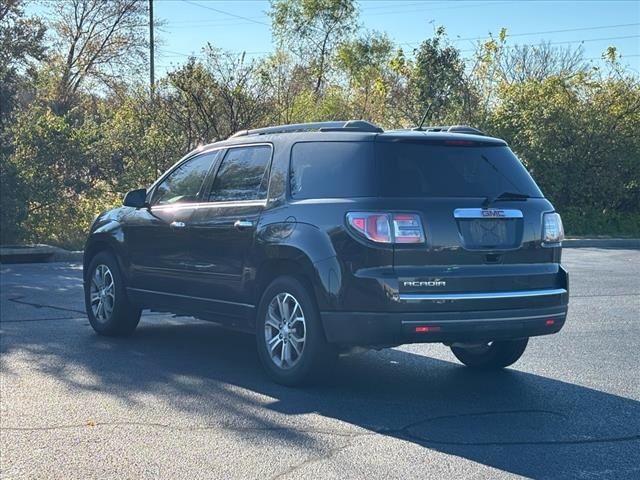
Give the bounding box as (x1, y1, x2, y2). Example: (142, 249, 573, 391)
(290, 142, 375, 199)
(209, 145, 272, 202)
(376, 143, 542, 198)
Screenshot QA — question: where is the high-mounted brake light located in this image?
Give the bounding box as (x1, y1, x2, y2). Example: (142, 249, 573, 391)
(415, 326, 441, 333)
(542, 212, 564, 244)
(444, 140, 475, 146)
(346, 212, 425, 244)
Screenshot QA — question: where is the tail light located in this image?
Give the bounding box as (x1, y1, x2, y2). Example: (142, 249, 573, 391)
(346, 212, 425, 244)
(542, 212, 564, 244)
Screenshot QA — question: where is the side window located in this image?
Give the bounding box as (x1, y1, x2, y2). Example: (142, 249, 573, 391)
(290, 142, 374, 199)
(152, 152, 217, 206)
(208, 145, 271, 202)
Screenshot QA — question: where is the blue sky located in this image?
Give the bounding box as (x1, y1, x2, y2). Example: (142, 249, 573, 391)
(152, 0, 640, 74)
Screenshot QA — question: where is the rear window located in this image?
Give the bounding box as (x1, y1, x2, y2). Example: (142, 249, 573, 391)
(376, 142, 542, 198)
(290, 140, 542, 199)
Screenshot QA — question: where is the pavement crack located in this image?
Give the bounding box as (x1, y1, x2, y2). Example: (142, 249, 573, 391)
(374, 409, 640, 447)
(271, 437, 360, 480)
(7, 296, 86, 315)
(387, 409, 567, 433)
(394, 431, 640, 447)
(0, 421, 368, 439)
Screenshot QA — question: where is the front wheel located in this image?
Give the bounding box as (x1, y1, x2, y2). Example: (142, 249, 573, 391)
(85, 251, 141, 336)
(450, 338, 529, 369)
(255, 276, 335, 386)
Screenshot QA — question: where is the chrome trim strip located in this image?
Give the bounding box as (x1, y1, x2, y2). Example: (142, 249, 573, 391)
(401, 312, 567, 324)
(398, 288, 567, 302)
(454, 208, 523, 219)
(151, 200, 267, 211)
(127, 288, 255, 308)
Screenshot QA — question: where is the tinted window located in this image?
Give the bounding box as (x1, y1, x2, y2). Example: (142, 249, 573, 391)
(152, 153, 216, 206)
(209, 146, 271, 202)
(290, 142, 375, 199)
(376, 143, 542, 198)
(290, 141, 542, 199)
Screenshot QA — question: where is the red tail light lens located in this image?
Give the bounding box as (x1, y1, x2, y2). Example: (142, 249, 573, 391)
(346, 212, 392, 243)
(346, 212, 425, 244)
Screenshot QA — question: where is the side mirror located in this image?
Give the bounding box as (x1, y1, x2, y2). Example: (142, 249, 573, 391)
(123, 188, 148, 208)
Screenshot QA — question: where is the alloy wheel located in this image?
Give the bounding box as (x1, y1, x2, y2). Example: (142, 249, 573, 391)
(90, 264, 115, 323)
(264, 292, 307, 369)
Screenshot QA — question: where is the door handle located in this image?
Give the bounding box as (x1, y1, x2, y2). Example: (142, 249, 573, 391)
(234, 220, 254, 230)
(170, 221, 186, 228)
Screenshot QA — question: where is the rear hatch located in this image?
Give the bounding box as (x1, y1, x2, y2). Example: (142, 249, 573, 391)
(373, 135, 564, 303)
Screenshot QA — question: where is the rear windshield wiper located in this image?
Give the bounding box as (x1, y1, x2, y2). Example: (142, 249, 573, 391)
(483, 191, 530, 207)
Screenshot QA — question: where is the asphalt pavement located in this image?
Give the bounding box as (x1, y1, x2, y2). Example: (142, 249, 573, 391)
(1, 249, 639, 479)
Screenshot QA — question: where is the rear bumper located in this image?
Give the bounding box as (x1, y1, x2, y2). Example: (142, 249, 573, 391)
(321, 303, 568, 346)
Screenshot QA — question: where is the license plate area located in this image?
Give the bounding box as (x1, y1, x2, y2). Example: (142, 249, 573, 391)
(454, 208, 523, 250)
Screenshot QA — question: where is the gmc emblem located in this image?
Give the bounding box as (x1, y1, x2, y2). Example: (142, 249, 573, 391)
(481, 209, 506, 218)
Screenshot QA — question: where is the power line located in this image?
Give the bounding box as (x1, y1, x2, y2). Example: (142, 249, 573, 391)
(155, 34, 640, 61)
(166, 0, 509, 28)
(455, 34, 640, 53)
(157, 48, 270, 58)
(365, 1, 511, 16)
(360, 1, 452, 10)
(165, 18, 265, 27)
(400, 23, 640, 47)
(181, 0, 270, 27)
(166, 0, 465, 27)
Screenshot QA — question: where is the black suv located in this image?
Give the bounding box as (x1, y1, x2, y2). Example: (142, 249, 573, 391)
(83, 120, 569, 385)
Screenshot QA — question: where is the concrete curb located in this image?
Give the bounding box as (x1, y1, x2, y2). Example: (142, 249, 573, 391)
(50, 250, 84, 263)
(0, 245, 83, 264)
(563, 238, 640, 249)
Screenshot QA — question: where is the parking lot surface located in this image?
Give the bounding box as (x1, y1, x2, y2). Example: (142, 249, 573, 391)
(1, 248, 639, 479)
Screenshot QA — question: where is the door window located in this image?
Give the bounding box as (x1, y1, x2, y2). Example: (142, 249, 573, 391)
(208, 146, 272, 202)
(152, 152, 217, 206)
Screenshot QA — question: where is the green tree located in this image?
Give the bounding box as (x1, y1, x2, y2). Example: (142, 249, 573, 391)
(8, 105, 116, 247)
(259, 51, 316, 125)
(0, 0, 46, 128)
(337, 31, 393, 121)
(270, 0, 357, 96)
(48, 0, 148, 114)
(0, 0, 46, 244)
(165, 47, 270, 143)
(387, 27, 476, 128)
(491, 74, 640, 235)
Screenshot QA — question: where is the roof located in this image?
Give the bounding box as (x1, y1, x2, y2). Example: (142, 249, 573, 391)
(376, 130, 507, 146)
(198, 121, 508, 152)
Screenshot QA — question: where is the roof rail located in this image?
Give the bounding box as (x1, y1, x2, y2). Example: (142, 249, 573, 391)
(412, 125, 486, 136)
(229, 120, 383, 138)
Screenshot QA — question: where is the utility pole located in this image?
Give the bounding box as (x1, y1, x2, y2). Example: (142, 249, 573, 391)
(149, 0, 155, 96)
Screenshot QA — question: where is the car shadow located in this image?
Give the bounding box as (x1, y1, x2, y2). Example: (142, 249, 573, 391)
(2, 315, 639, 478)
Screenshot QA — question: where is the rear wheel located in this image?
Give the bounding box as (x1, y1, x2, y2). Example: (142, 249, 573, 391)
(85, 251, 141, 336)
(450, 338, 528, 369)
(256, 276, 335, 385)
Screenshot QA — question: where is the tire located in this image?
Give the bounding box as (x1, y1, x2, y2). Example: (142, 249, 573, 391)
(450, 338, 529, 369)
(255, 275, 335, 386)
(84, 251, 141, 336)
